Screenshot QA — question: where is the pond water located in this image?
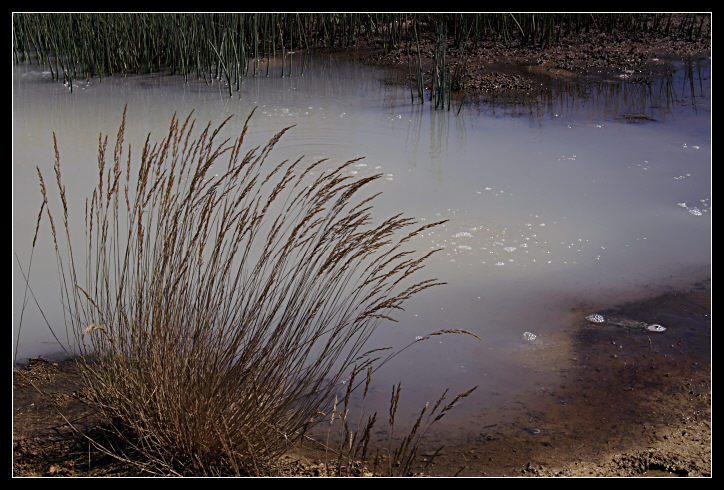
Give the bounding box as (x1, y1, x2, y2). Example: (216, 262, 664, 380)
(13, 54, 710, 433)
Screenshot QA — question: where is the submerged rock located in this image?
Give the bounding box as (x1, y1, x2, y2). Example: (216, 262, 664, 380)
(645, 324, 667, 333)
(585, 313, 666, 333)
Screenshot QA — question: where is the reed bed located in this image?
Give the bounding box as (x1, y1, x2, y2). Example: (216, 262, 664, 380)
(13, 13, 710, 98)
(28, 106, 479, 475)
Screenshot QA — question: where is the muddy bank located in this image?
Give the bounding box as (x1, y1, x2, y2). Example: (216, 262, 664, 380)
(400, 279, 712, 477)
(13, 279, 710, 477)
(347, 17, 711, 102)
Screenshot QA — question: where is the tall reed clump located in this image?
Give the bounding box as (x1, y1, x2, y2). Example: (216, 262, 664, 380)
(34, 107, 452, 475)
(14, 13, 709, 96)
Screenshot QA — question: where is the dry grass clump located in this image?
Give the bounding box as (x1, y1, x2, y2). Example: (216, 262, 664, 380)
(33, 106, 457, 475)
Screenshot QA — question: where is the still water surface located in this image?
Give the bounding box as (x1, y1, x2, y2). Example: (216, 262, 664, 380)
(13, 54, 710, 427)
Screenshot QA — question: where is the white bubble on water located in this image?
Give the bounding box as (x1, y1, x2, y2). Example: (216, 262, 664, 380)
(503, 246, 517, 253)
(688, 207, 703, 216)
(453, 231, 473, 238)
(585, 314, 605, 323)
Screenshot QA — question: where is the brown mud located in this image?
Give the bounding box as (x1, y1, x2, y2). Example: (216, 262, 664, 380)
(353, 19, 711, 102)
(13, 279, 710, 477)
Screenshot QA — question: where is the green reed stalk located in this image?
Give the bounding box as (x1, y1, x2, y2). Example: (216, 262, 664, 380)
(12, 13, 710, 98)
(413, 20, 423, 104)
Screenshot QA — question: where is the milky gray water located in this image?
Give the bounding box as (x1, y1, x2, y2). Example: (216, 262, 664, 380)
(13, 54, 710, 425)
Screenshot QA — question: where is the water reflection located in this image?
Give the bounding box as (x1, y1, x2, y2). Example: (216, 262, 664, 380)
(465, 58, 710, 124)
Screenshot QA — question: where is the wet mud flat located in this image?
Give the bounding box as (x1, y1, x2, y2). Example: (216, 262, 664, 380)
(413, 279, 711, 476)
(355, 17, 711, 100)
(13, 280, 710, 477)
